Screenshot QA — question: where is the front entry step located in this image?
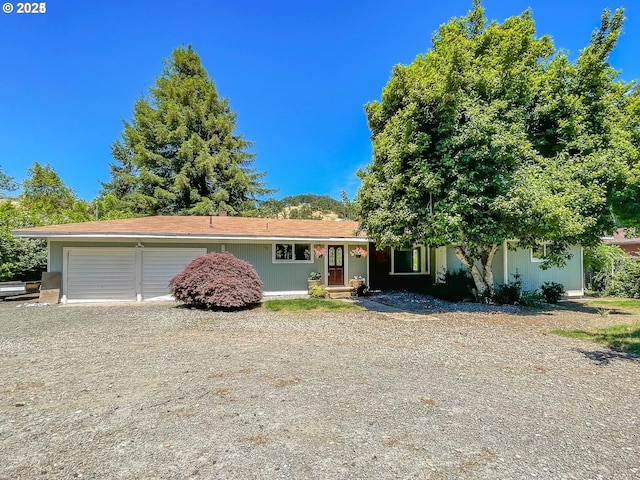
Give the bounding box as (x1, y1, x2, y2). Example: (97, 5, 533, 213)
(325, 286, 354, 299)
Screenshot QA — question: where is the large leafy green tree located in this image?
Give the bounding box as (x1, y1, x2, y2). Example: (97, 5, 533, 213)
(356, 1, 638, 295)
(0, 201, 46, 281)
(1, 162, 90, 280)
(19, 162, 92, 225)
(609, 83, 640, 227)
(100, 45, 272, 216)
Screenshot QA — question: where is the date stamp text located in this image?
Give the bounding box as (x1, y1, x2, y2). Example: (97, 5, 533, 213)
(3, 3, 47, 14)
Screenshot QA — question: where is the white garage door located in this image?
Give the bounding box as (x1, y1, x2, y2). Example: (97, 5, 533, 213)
(66, 249, 137, 301)
(141, 248, 206, 301)
(64, 247, 207, 303)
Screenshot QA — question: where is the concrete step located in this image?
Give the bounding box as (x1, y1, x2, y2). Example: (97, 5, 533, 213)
(325, 286, 355, 299)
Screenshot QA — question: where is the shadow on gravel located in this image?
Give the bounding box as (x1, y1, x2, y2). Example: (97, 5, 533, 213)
(575, 348, 640, 365)
(360, 294, 549, 317)
(361, 294, 639, 318)
(558, 301, 633, 316)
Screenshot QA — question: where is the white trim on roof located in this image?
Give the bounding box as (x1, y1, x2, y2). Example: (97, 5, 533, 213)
(12, 232, 370, 243)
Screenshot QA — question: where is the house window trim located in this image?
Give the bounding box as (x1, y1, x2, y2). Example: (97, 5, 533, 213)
(531, 243, 553, 263)
(390, 246, 430, 275)
(272, 242, 313, 264)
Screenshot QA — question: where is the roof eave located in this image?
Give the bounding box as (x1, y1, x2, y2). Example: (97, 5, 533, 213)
(11, 232, 370, 243)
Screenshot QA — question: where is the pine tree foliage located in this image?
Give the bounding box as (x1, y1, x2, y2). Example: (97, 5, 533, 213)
(101, 46, 272, 216)
(356, 1, 638, 295)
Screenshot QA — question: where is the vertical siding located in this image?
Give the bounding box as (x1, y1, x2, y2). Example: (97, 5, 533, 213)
(49, 241, 212, 274)
(224, 243, 319, 292)
(442, 244, 583, 290)
(446, 248, 465, 272)
(506, 245, 582, 291)
(347, 244, 368, 283)
(50, 240, 324, 293)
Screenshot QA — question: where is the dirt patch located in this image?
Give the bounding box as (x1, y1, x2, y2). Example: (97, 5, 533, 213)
(0, 301, 638, 479)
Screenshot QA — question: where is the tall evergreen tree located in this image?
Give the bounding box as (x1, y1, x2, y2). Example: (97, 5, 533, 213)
(101, 46, 272, 216)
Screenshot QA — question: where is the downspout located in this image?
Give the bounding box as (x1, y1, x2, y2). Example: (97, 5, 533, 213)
(503, 240, 508, 285)
(366, 242, 370, 288)
(343, 243, 349, 286)
(581, 246, 584, 296)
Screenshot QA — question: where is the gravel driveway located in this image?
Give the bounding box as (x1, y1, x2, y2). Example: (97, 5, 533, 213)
(0, 297, 638, 479)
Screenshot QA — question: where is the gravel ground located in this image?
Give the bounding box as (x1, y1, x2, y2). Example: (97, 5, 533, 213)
(0, 294, 638, 479)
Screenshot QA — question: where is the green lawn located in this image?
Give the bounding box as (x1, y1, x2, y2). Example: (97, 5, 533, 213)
(263, 298, 364, 312)
(551, 297, 640, 354)
(584, 297, 640, 314)
(551, 322, 640, 354)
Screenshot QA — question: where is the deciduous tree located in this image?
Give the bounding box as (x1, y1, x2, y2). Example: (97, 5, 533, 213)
(0, 165, 16, 192)
(0, 201, 46, 281)
(356, 1, 637, 295)
(19, 162, 91, 225)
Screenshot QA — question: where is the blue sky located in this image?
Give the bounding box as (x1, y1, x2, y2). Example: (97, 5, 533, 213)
(1, 0, 638, 202)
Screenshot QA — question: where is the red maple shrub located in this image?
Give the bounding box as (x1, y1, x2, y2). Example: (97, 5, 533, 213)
(169, 252, 263, 309)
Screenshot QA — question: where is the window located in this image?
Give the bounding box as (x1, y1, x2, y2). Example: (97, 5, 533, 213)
(274, 243, 312, 262)
(531, 243, 554, 262)
(391, 246, 429, 274)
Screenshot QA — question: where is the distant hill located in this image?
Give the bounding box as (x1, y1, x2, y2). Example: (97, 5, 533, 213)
(253, 194, 357, 220)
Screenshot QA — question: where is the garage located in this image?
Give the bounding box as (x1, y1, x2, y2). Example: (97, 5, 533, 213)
(63, 247, 206, 303)
(141, 248, 206, 301)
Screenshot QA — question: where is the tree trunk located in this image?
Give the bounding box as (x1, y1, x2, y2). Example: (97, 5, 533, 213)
(454, 244, 499, 299)
(481, 244, 499, 296)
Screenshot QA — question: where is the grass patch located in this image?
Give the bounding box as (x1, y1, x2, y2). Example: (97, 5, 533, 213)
(263, 298, 364, 312)
(585, 298, 640, 312)
(551, 322, 640, 355)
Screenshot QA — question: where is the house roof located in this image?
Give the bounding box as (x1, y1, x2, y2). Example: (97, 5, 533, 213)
(12, 215, 367, 242)
(605, 228, 640, 245)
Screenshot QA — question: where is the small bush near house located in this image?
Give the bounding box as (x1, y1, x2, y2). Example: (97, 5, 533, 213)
(518, 289, 542, 306)
(541, 282, 564, 304)
(169, 252, 263, 309)
(491, 271, 540, 306)
(491, 271, 524, 305)
(491, 279, 522, 305)
(308, 285, 327, 298)
(431, 269, 475, 302)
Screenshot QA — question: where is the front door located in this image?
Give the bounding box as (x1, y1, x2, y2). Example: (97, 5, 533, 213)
(328, 245, 344, 286)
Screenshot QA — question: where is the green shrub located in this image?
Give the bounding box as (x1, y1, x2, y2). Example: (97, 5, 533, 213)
(308, 285, 327, 298)
(491, 271, 540, 306)
(541, 282, 564, 304)
(584, 244, 628, 292)
(519, 289, 542, 306)
(431, 269, 475, 302)
(609, 258, 640, 298)
(492, 272, 523, 305)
